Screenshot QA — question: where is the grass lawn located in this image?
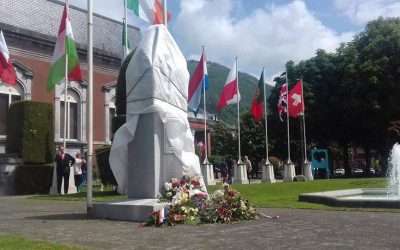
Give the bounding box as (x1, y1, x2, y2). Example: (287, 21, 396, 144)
(0, 235, 79, 250)
(30, 178, 396, 211)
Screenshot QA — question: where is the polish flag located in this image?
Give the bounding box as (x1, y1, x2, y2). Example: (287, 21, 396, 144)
(217, 60, 240, 112)
(0, 30, 17, 86)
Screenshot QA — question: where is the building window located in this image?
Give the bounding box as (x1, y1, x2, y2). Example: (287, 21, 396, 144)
(108, 97, 116, 142)
(60, 89, 79, 140)
(0, 83, 23, 135)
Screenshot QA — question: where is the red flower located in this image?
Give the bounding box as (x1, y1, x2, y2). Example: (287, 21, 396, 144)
(180, 179, 186, 185)
(191, 179, 200, 186)
(228, 191, 235, 197)
(172, 182, 179, 188)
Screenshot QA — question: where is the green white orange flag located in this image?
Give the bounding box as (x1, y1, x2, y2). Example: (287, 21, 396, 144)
(126, 0, 171, 24)
(47, 3, 82, 92)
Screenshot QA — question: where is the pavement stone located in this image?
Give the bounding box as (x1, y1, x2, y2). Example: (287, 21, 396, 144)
(0, 196, 399, 249)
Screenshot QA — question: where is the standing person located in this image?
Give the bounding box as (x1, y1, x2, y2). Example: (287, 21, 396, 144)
(78, 152, 87, 192)
(243, 156, 252, 183)
(54, 146, 75, 194)
(227, 157, 234, 184)
(73, 153, 86, 192)
(219, 158, 228, 183)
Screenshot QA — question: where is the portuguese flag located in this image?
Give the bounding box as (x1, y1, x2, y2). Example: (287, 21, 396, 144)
(47, 3, 82, 92)
(250, 70, 265, 122)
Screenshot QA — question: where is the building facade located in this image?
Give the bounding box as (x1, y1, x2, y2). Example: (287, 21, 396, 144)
(0, 0, 213, 158)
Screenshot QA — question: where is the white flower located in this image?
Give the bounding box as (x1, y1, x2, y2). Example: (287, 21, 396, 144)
(164, 182, 172, 191)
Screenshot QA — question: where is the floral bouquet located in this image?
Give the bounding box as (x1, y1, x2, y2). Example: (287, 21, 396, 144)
(147, 177, 257, 227)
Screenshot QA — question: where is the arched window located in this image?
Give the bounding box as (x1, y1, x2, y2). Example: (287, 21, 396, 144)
(60, 89, 79, 140)
(0, 83, 24, 135)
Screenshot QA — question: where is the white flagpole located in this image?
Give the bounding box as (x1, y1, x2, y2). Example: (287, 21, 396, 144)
(63, 0, 69, 149)
(285, 71, 291, 163)
(86, 0, 94, 213)
(123, 0, 128, 59)
(262, 67, 270, 163)
(202, 46, 209, 164)
(236, 57, 242, 164)
(301, 79, 308, 162)
(163, 0, 167, 28)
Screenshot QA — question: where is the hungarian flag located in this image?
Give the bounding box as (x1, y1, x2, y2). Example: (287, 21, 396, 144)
(217, 60, 240, 112)
(188, 52, 208, 115)
(288, 80, 304, 117)
(277, 84, 287, 121)
(250, 70, 265, 122)
(0, 30, 17, 86)
(127, 0, 171, 25)
(47, 3, 82, 92)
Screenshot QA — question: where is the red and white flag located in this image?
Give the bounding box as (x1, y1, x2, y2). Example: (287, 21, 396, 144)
(277, 84, 287, 121)
(0, 30, 17, 86)
(217, 60, 240, 112)
(288, 80, 304, 117)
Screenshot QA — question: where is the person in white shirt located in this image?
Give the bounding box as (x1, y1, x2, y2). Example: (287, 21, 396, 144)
(73, 153, 86, 192)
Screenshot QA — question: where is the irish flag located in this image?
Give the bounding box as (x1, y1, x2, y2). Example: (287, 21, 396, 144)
(47, 3, 82, 92)
(126, 0, 171, 25)
(217, 60, 240, 113)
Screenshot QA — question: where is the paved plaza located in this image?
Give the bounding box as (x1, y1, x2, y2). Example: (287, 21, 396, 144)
(0, 196, 399, 249)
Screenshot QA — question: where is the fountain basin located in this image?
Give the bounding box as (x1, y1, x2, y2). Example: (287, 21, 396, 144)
(299, 188, 400, 208)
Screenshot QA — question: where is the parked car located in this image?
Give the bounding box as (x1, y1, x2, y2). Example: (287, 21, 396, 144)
(334, 168, 345, 175)
(369, 168, 375, 174)
(352, 168, 364, 174)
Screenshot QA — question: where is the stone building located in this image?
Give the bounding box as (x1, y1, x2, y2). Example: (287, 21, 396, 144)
(0, 0, 141, 156)
(0, 0, 214, 158)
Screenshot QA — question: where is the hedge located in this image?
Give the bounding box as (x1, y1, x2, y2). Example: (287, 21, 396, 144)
(95, 146, 117, 186)
(14, 164, 53, 194)
(6, 101, 55, 164)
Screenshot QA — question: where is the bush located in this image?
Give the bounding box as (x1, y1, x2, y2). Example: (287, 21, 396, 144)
(209, 155, 224, 168)
(6, 101, 54, 164)
(14, 164, 53, 194)
(95, 146, 117, 186)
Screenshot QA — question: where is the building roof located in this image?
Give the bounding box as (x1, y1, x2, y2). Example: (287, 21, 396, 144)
(0, 0, 141, 58)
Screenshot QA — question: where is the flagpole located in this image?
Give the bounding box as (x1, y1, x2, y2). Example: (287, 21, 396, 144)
(285, 71, 291, 163)
(301, 79, 308, 163)
(262, 67, 269, 163)
(63, 0, 69, 149)
(202, 46, 209, 164)
(86, 0, 94, 214)
(123, 0, 128, 59)
(163, 0, 167, 28)
(236, 57, 242, 164)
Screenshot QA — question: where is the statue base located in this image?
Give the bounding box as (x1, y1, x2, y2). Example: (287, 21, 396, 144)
(92, 199, 169, 222)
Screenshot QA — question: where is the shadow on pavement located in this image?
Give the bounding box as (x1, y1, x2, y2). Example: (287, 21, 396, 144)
(25, 213, 87, 221)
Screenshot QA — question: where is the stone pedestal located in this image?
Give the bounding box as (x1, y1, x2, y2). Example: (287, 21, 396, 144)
(0, 154, 23, 195)
(304, 161, 313, 181)
(49, 162, 58, 195)
(92, 199, 169, 222)
(261, 161, 276, 183)
(283, 161, 296, 182)
(201, 162, 215, 185)
(233, 163, 249, 184)
(93, 113, 181, 221)
(61, 166, 77, 195)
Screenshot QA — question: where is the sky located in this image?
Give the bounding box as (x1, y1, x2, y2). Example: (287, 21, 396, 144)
(67, 0, 400, 83)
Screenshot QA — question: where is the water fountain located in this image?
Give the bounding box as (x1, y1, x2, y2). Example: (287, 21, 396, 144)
(298, 144, 400, 208)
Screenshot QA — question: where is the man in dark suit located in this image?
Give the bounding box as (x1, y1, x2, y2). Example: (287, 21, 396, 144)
(54, 146, 75, 194)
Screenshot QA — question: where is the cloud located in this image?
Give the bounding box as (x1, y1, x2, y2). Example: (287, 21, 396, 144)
(334, 0, 400, 25)
(173, 0, 354, 79)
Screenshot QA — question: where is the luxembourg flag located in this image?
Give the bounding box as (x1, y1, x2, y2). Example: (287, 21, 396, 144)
(188, 52, 208, 115)
(217, 59, 240, 112)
